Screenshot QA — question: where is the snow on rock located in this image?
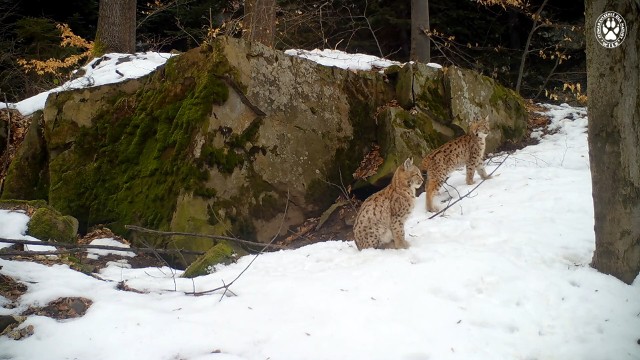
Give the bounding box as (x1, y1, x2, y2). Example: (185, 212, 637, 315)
(284, 48, 401, 71)
(2, 52, 174, 116)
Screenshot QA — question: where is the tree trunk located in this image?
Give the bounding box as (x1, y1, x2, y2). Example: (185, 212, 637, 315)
(411, 0, 430, 62)
(244, 0, 276, 47)
(586, 0, 640, 284)
(95, 0, 137, 54)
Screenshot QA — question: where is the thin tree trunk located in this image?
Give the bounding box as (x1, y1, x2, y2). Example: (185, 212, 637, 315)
(515, 0, 548, 94)
(586, 0, 640, 284)
(411, 0, 430, 62)
(95, 0, 137, 54)
(244, 0, 276, 47)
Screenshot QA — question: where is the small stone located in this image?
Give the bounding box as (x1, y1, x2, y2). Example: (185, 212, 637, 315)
(0, 315, 18, 333)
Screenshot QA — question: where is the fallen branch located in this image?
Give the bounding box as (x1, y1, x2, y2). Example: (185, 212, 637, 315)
(429, 154, 510, 219)
(186, 189, 291, 299)
(0, 238, 205, 256)
(0, 249, 80, 256)
(125, 225, 289, 250)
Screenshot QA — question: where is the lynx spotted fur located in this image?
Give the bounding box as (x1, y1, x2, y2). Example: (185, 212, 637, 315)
(420, 116, 492, 212)
(353, 158, 423, 250)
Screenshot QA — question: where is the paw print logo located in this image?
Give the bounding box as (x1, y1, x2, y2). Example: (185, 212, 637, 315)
(595, 11, 627, 48)
(603, 17, 620, 41)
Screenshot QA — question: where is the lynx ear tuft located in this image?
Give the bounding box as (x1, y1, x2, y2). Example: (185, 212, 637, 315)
(403, 157, 413, 170)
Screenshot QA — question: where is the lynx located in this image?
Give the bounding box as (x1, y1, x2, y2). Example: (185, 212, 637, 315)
(353, 158, 424, 250)
(420, 116, 492, 212)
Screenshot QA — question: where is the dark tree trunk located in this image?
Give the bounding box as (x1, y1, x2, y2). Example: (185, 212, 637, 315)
(411, 0, 430, 62)
(244, 0, 276, 47)
(585, 0, 640, 284)
(95, 0, 136, 54)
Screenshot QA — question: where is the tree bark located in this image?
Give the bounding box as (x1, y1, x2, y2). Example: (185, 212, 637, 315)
(95, 0, 137, 54)
(411, 0, 430, 62)
(586, 0, 640, 284)
(244, 0, 276, 47)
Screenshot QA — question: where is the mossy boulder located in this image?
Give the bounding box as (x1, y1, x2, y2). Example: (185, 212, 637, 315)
(395, 62, 451, 125)
(355, 106, 442, 189)
(2, 35, 529, 269)
(446, 66, 527, 152)
(1, 112, 48, 200)
(26, 207, 79, 243)
(181, 241, 236, 278)
(394, 63, 527, 154)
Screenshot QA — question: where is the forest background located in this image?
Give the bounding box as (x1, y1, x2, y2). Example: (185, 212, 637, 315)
(0, 0, 585, 104)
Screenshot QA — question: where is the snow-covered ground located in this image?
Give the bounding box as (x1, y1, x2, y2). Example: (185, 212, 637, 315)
(1, 48, 639, 360)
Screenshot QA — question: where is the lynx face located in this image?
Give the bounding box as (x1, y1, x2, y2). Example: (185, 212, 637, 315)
(469, 117, 490, 139)
(393, 157, 424, 191)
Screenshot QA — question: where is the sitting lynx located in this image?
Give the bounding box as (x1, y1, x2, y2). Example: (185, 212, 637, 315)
(420, 116, 492, 212)
(353, 158, 423, 250)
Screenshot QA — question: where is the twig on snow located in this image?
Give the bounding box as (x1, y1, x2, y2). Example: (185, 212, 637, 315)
(429, 154, 509, 219)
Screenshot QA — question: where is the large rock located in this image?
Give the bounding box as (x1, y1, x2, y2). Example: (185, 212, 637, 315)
(182, 241, 236, 278)
(446, 66, 527, 152)
(1, 112, 48, 200)
(3, 36, 528, 263)
(355, 106, 441, 190)
(394, 62, 527, 153)
(27, 206, 79, 243)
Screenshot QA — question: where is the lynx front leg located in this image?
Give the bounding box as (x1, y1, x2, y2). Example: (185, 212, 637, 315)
(390, 218, 410, 249)
(426, 179, 441, 213)
(465, 166, 476, 185)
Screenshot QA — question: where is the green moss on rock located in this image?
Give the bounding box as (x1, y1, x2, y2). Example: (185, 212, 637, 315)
(46, 43, 235, 236)
(182, 241, 236, 278)
(26, 207, 79, 243)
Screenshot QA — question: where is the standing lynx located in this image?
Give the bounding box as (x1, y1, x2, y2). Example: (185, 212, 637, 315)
(353, 158, 423, 250)
(420, 116, 492, 212)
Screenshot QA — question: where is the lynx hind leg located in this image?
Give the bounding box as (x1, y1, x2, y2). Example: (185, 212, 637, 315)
(355, 222, 391, 250)
(465, 166, 476, 185)
(426, 178, 442, 213)
(390, 218, 409, 249)
(477, 165, 491, 180)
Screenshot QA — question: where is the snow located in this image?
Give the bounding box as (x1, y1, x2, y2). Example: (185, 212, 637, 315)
(285, 48, 402, 71)
(0, 210, 56, 253)
(1, 52, 174, 116)
(1, 48, 639, 360)
(86, 238, 135, 260)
